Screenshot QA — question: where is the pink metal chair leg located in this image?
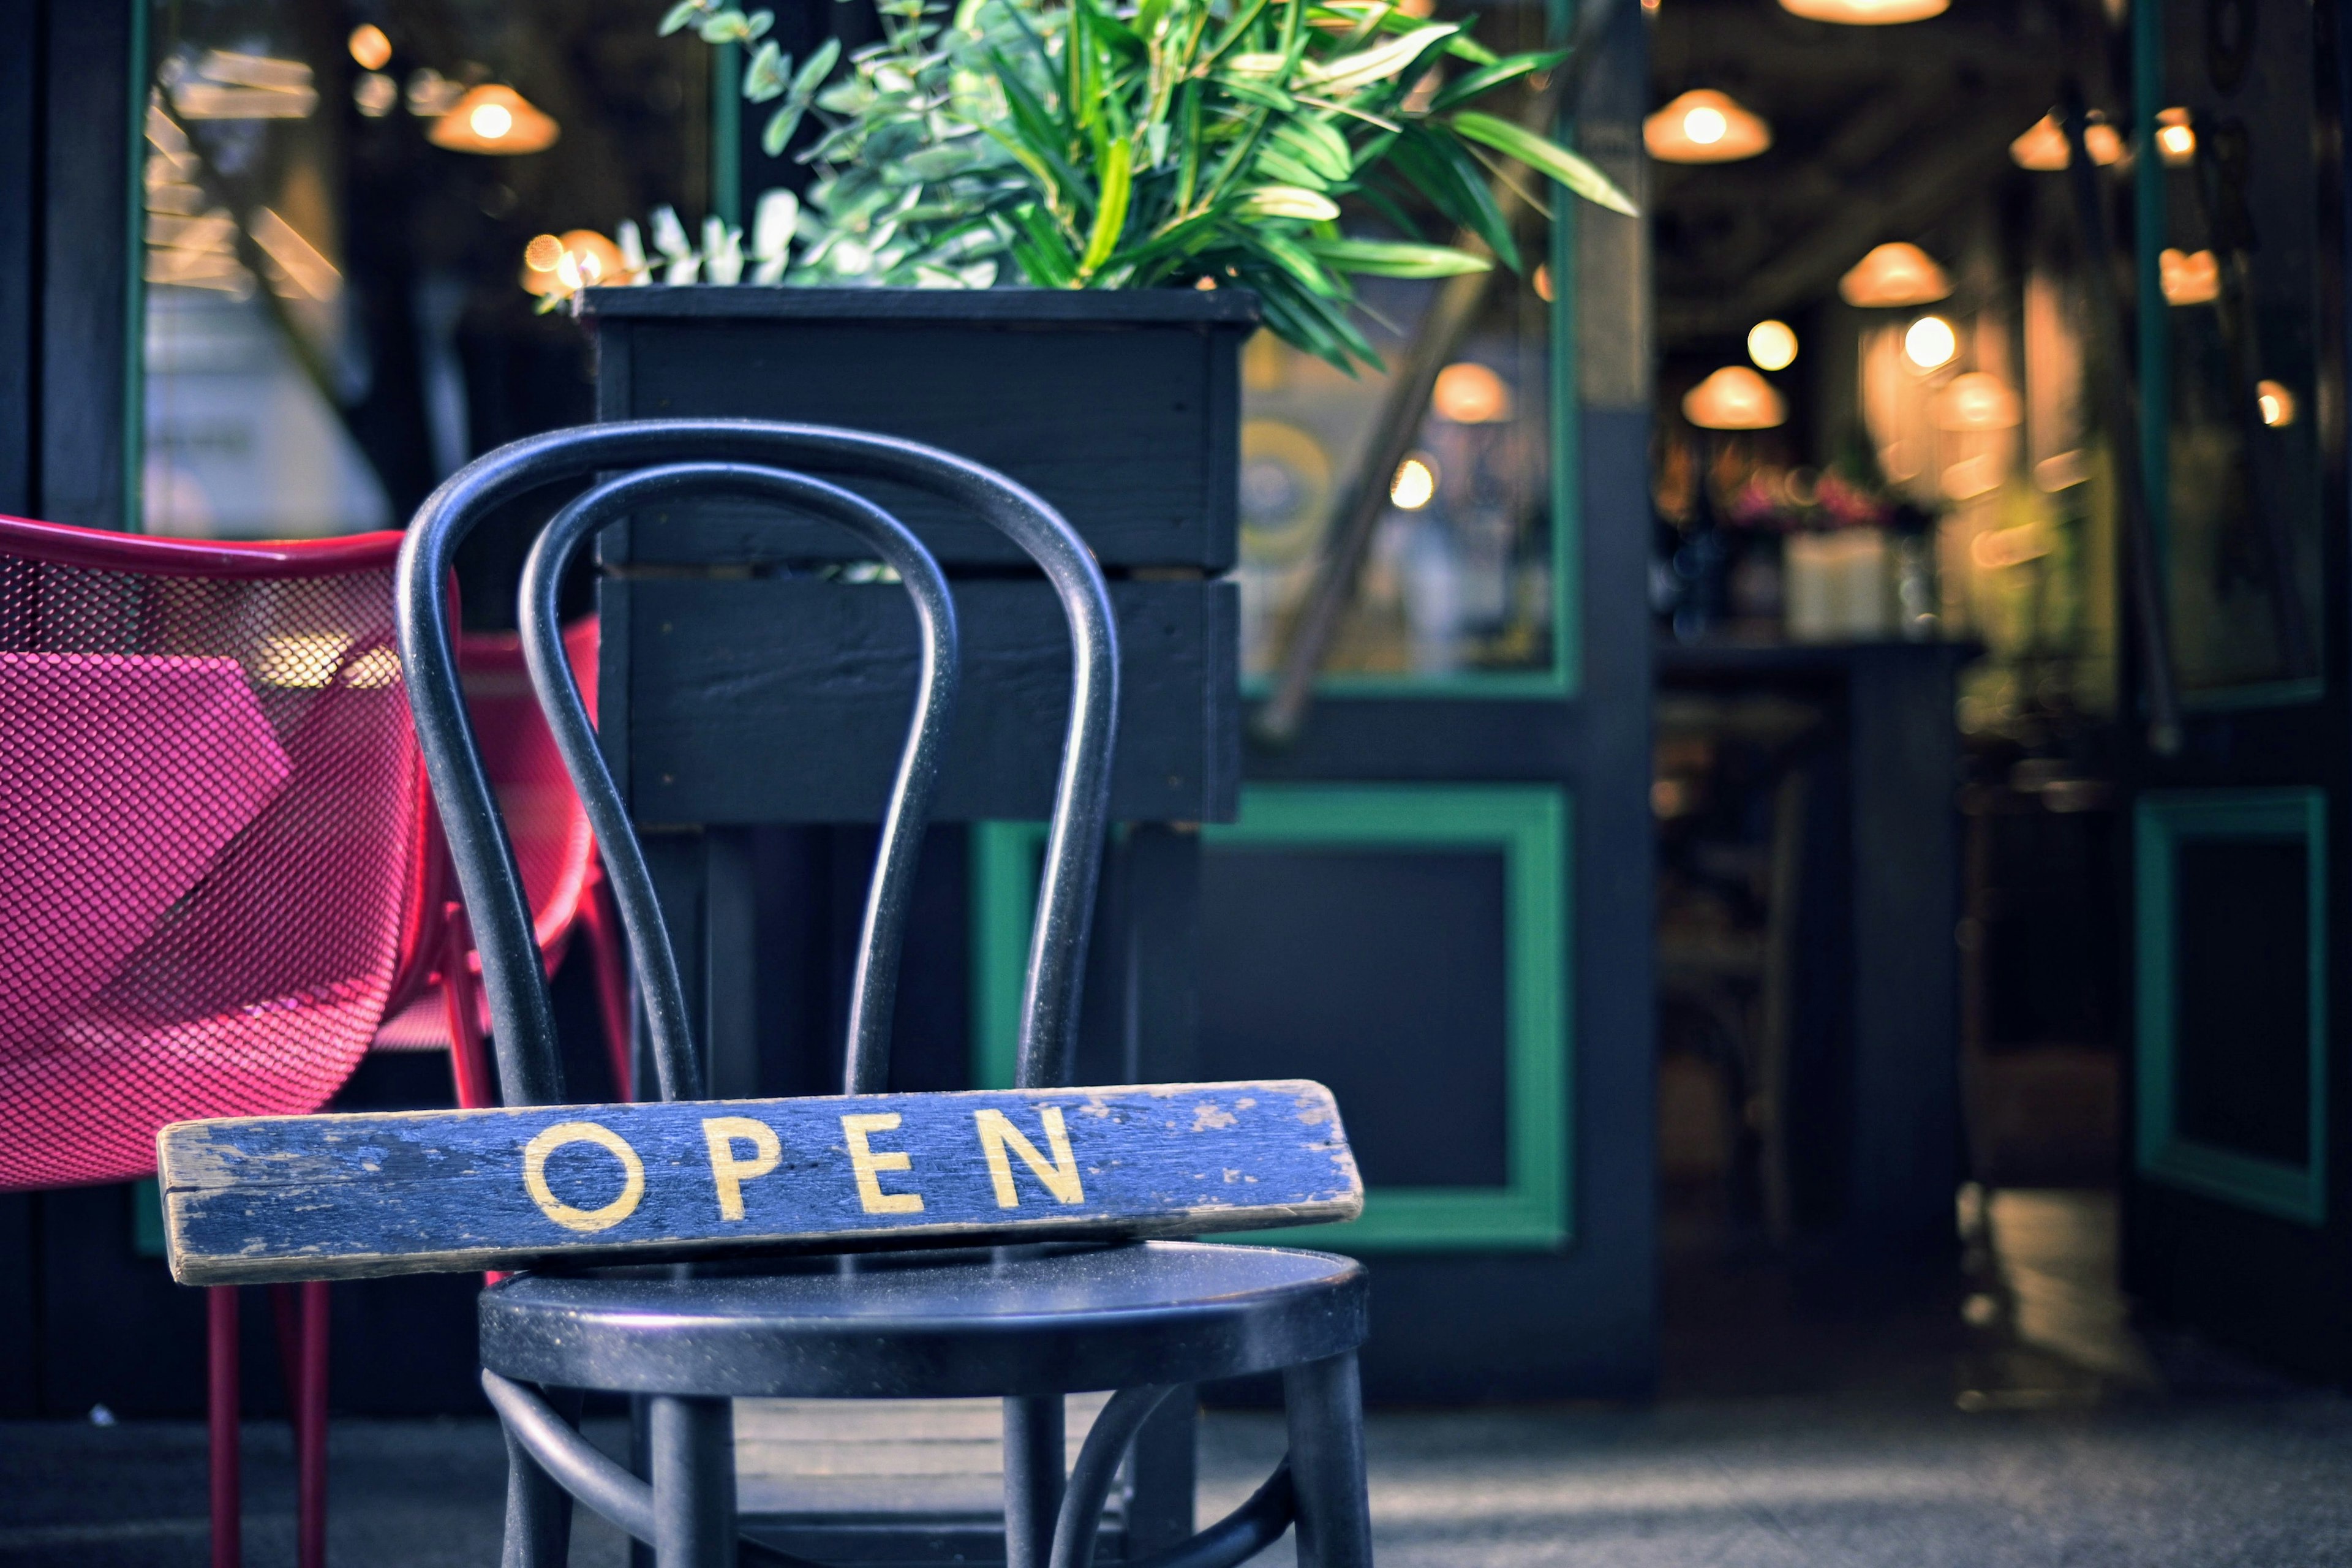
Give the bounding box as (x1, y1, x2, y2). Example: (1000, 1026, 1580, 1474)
(579, 870, 634, 1099)
(440, 905, 497, 1112)
(208, 1286, 239, 1568)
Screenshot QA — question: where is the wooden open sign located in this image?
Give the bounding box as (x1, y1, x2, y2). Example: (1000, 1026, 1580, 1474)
(157, 1081, 1361, 1285)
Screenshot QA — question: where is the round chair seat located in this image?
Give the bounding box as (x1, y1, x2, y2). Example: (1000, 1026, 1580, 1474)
(480, 1240, 1367, 1398)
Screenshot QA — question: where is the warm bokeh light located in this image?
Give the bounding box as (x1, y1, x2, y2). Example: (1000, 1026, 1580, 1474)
(1532, 263, 1554, 303)
(353, 73, 396, 116)
(1779, 0, 1948, 21)
(521, 230, 627, 297)
(2159, 247, 2219, 306)
(1682, 365, 1787, 429)
(1903, 315, 1958, 371)
(2156, 107, 2196, 167)
(1839, 243, 1951, 308)
(2258, 379, 2297, 428)
(1747, 320, 1798, 372)
(1644, 90, 1771, 163)
(427, 84, 559, 154)
(2008, 113, 2124, 172)
(1937, 371, 2020, 429)
(1390, 456, 1439, 510)
(347, 23, 392, 71)
(1433, 363, 1513, 423)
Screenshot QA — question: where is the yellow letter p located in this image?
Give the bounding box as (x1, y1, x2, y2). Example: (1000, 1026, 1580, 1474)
(702, 1117, 782, 1221)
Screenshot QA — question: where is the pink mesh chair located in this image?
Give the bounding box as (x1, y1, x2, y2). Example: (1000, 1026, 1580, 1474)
(374, 620, 633, 1110)
(0, 513, 435, 1568)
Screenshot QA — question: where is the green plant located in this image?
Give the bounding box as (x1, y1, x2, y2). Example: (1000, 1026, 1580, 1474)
(624, 0, 1630, 369)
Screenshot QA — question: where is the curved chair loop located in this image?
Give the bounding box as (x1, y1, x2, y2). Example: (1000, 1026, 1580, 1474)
(398, 418, 1117, 1107)
(1049, 1384, 1179, 1568)
(521, 462, 960, 1101)
(481, 1370, 656, 1544)
(1123, 1459, 1297, 1568)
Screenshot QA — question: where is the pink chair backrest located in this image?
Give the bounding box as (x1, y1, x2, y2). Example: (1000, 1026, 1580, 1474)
(456, 619, 599, 956)
(0, 516, 430, 1189)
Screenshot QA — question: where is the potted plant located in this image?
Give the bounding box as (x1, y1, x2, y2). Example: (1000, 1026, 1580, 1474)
(569, 0, 1635, 823)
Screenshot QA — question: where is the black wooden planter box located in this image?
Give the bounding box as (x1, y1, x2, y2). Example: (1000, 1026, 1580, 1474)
(581, 286, 1258, 825)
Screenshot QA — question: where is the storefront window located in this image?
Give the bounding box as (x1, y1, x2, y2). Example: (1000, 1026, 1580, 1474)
(1235, 0, 1567, 687)
(139, 0, 710, 540)
(2147, 0, 2326, 700)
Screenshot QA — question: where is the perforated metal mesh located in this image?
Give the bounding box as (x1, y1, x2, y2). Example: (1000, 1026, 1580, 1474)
(374, 621, 599, 1051)
(0, 522, 427, 1189)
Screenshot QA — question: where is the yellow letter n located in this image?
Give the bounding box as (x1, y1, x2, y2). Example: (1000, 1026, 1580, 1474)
(974, 1107, 1085, 1208)
(841, 1112, 925, 1215)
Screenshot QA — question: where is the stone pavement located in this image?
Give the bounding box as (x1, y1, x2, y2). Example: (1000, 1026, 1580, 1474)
(6, 1389, 2352, 1567)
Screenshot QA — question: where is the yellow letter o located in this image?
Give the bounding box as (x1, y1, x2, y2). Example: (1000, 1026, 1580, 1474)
(522, 1121, 646, 1233)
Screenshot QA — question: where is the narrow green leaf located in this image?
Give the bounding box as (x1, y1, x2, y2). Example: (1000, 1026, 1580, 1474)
(1388, 126, 1519, 271)
(1446, 111, 1637, 216)
(1306, 236, 1490, 277)
(1253, 146, 1332, 191)
(1243, 184, 1341, 221)
(1079, 136, 1133, 274)
(1300, 23, 1457, 95)
(1428, 48, 1570, 110)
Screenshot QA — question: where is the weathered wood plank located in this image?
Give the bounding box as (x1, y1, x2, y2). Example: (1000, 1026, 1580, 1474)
(612, 577, 1240, 824)
(159, 1081, 1357, 1285)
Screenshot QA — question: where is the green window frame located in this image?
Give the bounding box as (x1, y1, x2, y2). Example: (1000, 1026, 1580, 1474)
(2133, 788, 2328, 1225)
(972, 782, 1572, 1251)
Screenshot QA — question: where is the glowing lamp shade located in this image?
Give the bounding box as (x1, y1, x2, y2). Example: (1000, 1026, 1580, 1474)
(1937, 371, 2019, 430)
(1390, 456, 1439, 510)
(1433, 363, 1513, 423)
(1747, 319, 1798, 372)
(2156, 107, 2196, 167)
(2258, 380, 2297, 428)
(428, 84, 559, 154)
(2008, 113, 2124, 172)
(2160, 247, 2219, 306)
(1644, 90, 1771, 164)
(1682, 366, 1786, 430)
(522, 230, 627, 296)
(1903, 315, 1958, 371)
(1839, 243, 1951, 308)
(1779, 0, 1947, 22)
(347, 24, 392, 71)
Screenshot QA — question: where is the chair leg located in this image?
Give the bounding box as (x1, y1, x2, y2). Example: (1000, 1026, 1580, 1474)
(1283, 1353, 1373, 1568)
(441, 905, 497, 1110)
(296, 1281, 330, 1568)
(208, 1286, 239, 1568)
(1003, 1394, 1065, 1568)
(650, 1394, 735, 1567)
(501, 1386, 579, 1568)
(581, 870, 636, 1099)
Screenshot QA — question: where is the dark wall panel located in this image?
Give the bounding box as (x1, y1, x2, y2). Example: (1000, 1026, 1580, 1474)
(1197, 846, 1510, 1190)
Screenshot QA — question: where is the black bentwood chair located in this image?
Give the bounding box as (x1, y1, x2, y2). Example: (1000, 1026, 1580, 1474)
(392, 421, 1373, 1568)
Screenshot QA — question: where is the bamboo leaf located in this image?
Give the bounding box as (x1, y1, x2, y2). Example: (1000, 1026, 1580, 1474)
(1079, 136, 1133, 274)
(1300, 23, 1457, 95)
(1243, 184, 1341, 221)
(1388, 125, 1518, 271)
(1446, 110, 1637, 216)
(1306, 236, 1490, 276)
(1428, 48, 1569, 110)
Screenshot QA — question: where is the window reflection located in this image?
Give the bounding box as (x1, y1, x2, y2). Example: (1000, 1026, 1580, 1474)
(140, 0, 709, 542)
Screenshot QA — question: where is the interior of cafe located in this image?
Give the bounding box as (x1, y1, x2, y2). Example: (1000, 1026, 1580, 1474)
(3, 0, 2348, 1451)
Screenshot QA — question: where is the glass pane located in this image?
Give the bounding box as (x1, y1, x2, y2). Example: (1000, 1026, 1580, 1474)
(141, 0, 709, 540)
(1236, 1, 1562, 685)
(2153, 0, 2325, 696)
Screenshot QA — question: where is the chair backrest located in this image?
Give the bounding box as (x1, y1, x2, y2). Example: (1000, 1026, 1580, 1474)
(396, 421, 1118, 1110)
(0, 515, 434, 1189)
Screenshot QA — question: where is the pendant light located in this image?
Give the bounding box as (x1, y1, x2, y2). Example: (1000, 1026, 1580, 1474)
(1779, 0, 1947, 23)
(1644, 90, 1772, 164)
(428, 84, 559, 154)
(2008, 112, 2124, 171)
(1683, 366, 1787, 430)
(1838, 243, 1951, 308)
